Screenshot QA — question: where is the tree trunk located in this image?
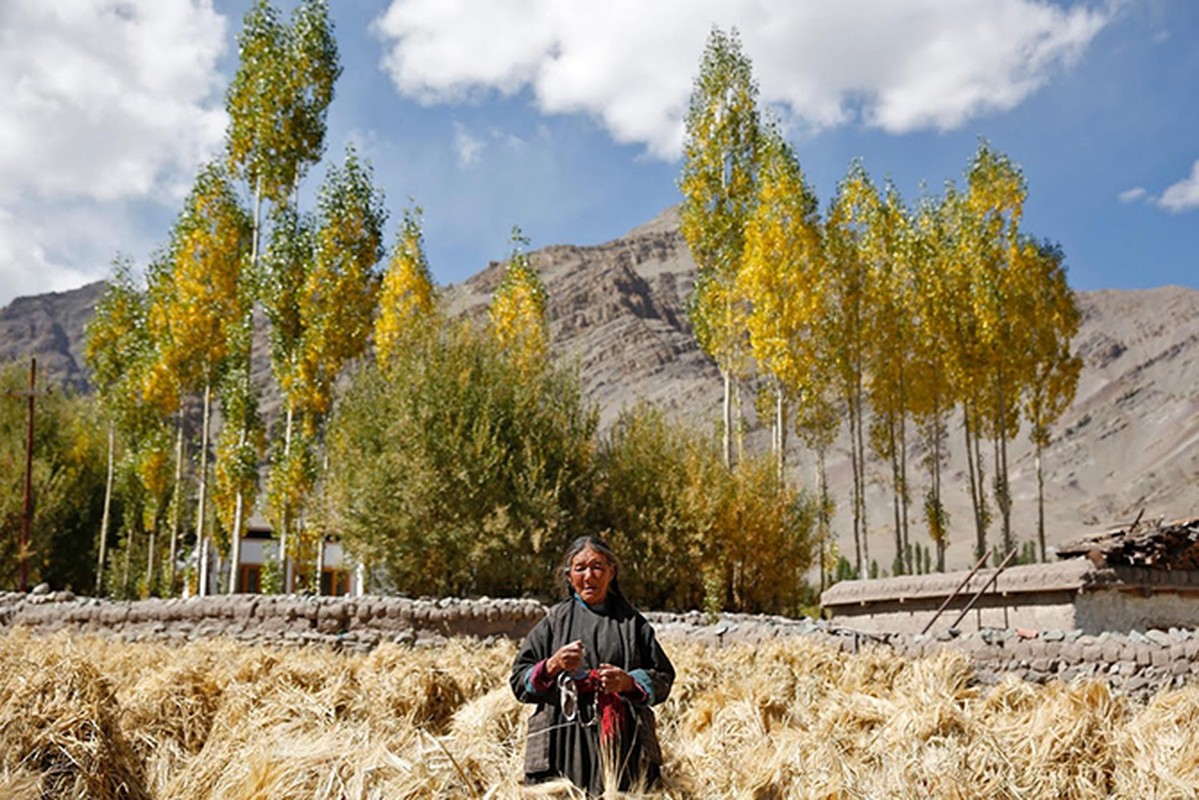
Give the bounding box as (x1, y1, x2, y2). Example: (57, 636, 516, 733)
(722, 369, 732, 468)
(817, 449, 830, 592)
(898, 407, 911, 573)
(998, 427, 1013, 555)
(278, 402, 295, 592)
(229, 489, 245, 594)
(889, 414, 902, 575)
(848, 390, 863, 576)
(145, 521, 156, 597)
(933, 409, 946, 572)
(121, 527, 132, 598)
(964, 406, 987, 561)
(196, 381, 212, 597)
(1036, 440, 1046, 562)
(168, 409, 184, 595)
(854, 383, 869, 571)
(774, 382, 786, 482)
(96, 421, 115, 596)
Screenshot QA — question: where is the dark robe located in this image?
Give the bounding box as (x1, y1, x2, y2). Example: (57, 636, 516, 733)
(509, 592, 675, 795)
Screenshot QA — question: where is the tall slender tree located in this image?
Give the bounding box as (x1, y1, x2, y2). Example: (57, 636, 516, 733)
(941, 182, 993, 561)
(911, 194, 956, 571)
(679, 26, 761, 466)
(489, 227, 549, 375)
(824, 161, 876, 575)
(1018, 238, 1082, 561)
(284, 145, 386, 591)
(227, 0, 339, 592)
(83, 258, 148, 595)
(146, 162, 251, 595)
(965, 142, 1029, 557)
(376, 205, 437, 372)
(262, 204, 313, 585)
(863, 181, 918, 575)
(740, 125, 823, 480)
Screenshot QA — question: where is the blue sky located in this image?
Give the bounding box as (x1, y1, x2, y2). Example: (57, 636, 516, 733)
(0, 0, 1195, 309)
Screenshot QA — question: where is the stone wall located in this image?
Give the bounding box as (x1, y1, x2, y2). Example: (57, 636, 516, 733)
(0, 590, 545, 651)
(4, 589, 1198, 699)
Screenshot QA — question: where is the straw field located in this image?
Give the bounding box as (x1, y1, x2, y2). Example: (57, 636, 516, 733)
(2, 629, 1199, 799)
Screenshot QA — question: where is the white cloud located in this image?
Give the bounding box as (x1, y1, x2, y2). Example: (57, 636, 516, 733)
(0, 0, 229, 307)
(1158, 160, 1199, 212)
(1118, 187, 1147, 203)
(453, 122, 485, 167)
(373, 0, 1111, 159)
(0, 0, 228, 202)
(0, 206, 100, 303)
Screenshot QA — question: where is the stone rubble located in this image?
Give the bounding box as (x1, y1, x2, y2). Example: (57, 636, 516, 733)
(2, 592, 1196, 700)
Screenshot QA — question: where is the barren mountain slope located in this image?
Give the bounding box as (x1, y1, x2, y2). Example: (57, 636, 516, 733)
(0, 280, 103, 390)
(443, 206, 722, 429)
(2, 209, 1197, 573)
(447, 209, 1199, 570)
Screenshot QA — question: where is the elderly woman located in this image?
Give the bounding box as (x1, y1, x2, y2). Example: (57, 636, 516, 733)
(509, 536, 675, 794)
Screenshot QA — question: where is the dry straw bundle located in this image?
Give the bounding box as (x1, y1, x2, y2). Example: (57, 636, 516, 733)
(3, 628, 1199, 798)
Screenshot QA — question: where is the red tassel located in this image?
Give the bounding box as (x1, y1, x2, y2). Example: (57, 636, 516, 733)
(576, 669, 626, 743)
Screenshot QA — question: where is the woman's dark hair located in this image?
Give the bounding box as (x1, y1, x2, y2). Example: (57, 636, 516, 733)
(559, 535, 623, 599)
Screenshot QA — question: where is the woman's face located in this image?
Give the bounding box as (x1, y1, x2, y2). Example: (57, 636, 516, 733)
(570, 546, 614, 606)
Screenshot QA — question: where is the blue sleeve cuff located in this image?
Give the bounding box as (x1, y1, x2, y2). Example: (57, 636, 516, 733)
(525, 660, 555, 695)
(628, 668, 654, 704)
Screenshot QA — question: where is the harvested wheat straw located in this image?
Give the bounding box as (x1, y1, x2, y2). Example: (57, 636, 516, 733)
(3, 630, 1199, 798)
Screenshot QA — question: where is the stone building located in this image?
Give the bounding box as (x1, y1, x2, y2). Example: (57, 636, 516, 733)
(822, 517, 1199, 636)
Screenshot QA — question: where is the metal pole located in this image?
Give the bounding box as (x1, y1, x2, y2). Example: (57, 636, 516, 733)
(20, 358, 35, 593)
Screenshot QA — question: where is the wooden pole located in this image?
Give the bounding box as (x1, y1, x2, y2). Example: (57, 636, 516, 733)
(2, 358, 45, 593)
(19, 358, 36, 591)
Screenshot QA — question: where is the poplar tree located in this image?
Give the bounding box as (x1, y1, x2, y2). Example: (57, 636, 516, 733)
(964, 142, 1028, 557)
(489, 227, 549, 374)
(227, 0, 338, 592)
(146, 162, 251, 595)
(83, 258, 148, 594)
(1019, 238, 1081, 561)
(911, 194, 956, 570)
(263, 204, 316, 586)
(941, 182, 993, 561)
(824, 161, 876, 575)
(863, 182, 918, 575)
(740, 126, 823, 480)
(679, 26, 761, 466)
(375, 206, 437, 372)
(286, 145, 386, 590)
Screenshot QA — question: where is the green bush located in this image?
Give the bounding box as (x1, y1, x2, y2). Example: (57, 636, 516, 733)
(322, 322, 597, 598)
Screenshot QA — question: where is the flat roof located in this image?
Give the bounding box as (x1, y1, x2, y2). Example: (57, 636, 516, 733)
(820, 557, 1199, 610)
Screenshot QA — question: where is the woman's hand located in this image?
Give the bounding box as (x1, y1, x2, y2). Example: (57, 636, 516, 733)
(596, 663, 635, 694)
(547, 640, 584, 676)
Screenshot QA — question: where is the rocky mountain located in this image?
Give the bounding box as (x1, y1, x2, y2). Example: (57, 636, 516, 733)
(3, 207, 1197, 571)
(0, 280, 104, 390)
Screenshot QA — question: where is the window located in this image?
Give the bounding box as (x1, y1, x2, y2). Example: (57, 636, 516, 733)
(322, 568, 351, 596)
